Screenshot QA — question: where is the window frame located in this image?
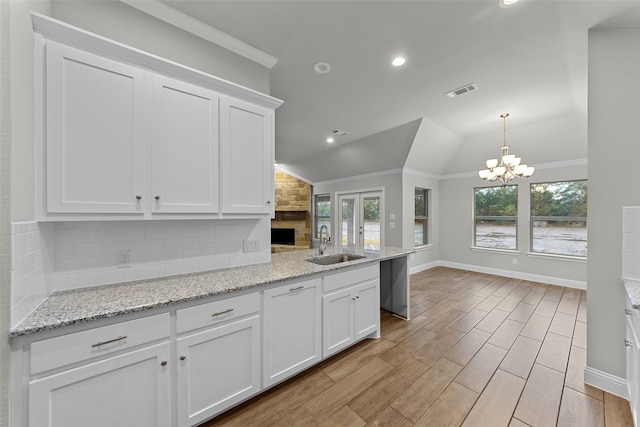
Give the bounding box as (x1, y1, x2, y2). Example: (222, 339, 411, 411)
(414, 188, 429, 247)
(314, 193, 331, 240)
(529, 180, 587, 258)
(473, 185, 518, 251)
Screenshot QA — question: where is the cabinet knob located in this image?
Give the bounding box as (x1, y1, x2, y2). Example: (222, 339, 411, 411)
(625, 339, 634, 348)
(180, 355, 186, 361)
(266, 200, 271, 205)
(160, 360, 168, 367)
(135, 195, 142, 200)
(154, 195, 160, 201)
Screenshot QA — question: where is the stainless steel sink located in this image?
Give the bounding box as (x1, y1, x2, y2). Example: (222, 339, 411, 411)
(307, 253, 366, 265)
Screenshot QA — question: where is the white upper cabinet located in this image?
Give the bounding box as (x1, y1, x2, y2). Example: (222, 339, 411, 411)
(33, 13, 281, 221)
(45, 41, 147, 215)
(151, 75, 219, 214)
(220, 97, 274, 215)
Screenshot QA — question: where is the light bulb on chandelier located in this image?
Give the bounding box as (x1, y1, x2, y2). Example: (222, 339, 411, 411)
(478, 113, 534, 185)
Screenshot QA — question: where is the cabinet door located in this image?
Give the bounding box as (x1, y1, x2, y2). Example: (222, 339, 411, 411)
(354, 279, 380, 340)
(176, 315, 260, 427)
(322, 287, 355, 357)
(263, 278, 321, 387)
(29, 342, 171, 427)
(220, 96, 274, 214)
(45, 41, 146, 214)
(151, 75, 220, 213)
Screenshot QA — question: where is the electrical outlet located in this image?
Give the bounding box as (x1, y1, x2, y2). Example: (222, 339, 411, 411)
(243, 239, 260, 253)
(512, 257, 518, 265)
(117, 250, 132, 268)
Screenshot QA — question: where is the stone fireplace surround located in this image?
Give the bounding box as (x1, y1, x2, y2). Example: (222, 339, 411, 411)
(271, 171, 311, 253)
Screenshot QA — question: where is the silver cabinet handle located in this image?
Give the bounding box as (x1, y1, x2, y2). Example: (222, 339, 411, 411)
(212, 308, 234, 317)
(91, 335, 127, 348)
(154, 195, 160, 200)
(289, 286, 304, 292)
(626, 309, 633, 315)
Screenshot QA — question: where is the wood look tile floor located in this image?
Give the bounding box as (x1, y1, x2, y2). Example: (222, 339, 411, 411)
(200, 267, 633, 427)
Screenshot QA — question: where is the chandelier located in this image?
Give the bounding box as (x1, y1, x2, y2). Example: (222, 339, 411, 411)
(478, 113, 534, 185)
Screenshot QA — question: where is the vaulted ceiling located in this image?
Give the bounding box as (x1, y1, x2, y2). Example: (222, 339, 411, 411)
(158, 0, 640, 182)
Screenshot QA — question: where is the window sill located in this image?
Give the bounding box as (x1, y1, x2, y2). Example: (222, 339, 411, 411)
(470, 246, 520, 255)
(414, 244, 434, 251)
(526, 252, 587, 263)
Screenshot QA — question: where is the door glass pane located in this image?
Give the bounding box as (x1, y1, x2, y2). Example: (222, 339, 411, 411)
(341, 198, 357, 248)
(363, 196, 381, 251)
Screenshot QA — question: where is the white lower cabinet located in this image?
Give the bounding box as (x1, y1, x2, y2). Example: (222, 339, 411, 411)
(17, 264, 383, 427)
(263, 278, 322, 388)
(176, 294, 261, 427)
(322, 265, 380, 358)
(28, 314, 171, 427)
(626, 300, 640, 426)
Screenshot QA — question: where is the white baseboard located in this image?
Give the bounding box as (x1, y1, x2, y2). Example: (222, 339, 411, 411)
(438, 260, 587, 290)
(409, 261, 440, 275)
(584, 366, 629, 399)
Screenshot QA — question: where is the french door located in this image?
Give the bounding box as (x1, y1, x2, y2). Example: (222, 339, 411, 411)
(337, 191, 383, 251)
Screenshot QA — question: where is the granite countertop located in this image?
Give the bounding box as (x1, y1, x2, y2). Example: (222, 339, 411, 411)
(10, 246, 413, 338)
(623, 277, 640, 310)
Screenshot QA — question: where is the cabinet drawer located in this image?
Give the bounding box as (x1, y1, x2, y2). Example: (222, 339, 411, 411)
(31, 313, 170, 375)
(323, 264, 379, 293)
(177, 292, 260, 334)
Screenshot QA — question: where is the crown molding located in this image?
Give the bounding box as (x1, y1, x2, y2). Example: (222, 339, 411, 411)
(31, 12, 282, 110)
(314, 168, 404, 187)
(120, 0, 278, 69)
(274, 165, 313, 185)
(402, 168, 440, 180)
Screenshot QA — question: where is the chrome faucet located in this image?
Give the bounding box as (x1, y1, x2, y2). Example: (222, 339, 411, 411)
(319, 225, 329, 255)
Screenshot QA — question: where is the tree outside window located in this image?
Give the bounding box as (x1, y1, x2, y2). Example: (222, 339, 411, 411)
(415, 188, 428, 246)
(530, 180, 587, 257)
(314, 194, 331, 239)
(474, 186, 518, 250)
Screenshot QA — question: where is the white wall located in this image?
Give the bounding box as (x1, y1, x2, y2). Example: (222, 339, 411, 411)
(402, 170, 440, 272)
(439, 162, 588, 288)
(586, 28, 640, 384)
(313, 171, 404, 249)
(0, 1, 11, 425)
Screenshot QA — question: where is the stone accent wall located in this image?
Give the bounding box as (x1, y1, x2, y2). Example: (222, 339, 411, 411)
(272, 171, 311, 251)
(274, 170, 311, 211)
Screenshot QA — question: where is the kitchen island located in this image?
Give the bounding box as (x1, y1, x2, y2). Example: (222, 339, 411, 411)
(9, 246, 412, 427)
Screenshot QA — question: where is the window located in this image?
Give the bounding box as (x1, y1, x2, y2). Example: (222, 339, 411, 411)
(474, 185, 518, 250)
(314, 194, 331, 239)
(530, 180, 587, 257)
(414, 188, 429, 246)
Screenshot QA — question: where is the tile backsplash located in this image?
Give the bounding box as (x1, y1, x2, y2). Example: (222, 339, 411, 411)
(623, 207, 640, 279)
(10, 218, 270, 328)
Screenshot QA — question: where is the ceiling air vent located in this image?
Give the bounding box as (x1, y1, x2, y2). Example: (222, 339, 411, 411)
(331, 129, 349, 136)
(445, 83, 478, 98)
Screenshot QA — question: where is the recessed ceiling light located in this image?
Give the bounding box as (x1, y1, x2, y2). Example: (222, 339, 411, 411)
(391, 57, 406, 67)
(313, 62, 331, 74)
(326, 137, 335, 143)
(500, 0, 520, 6)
